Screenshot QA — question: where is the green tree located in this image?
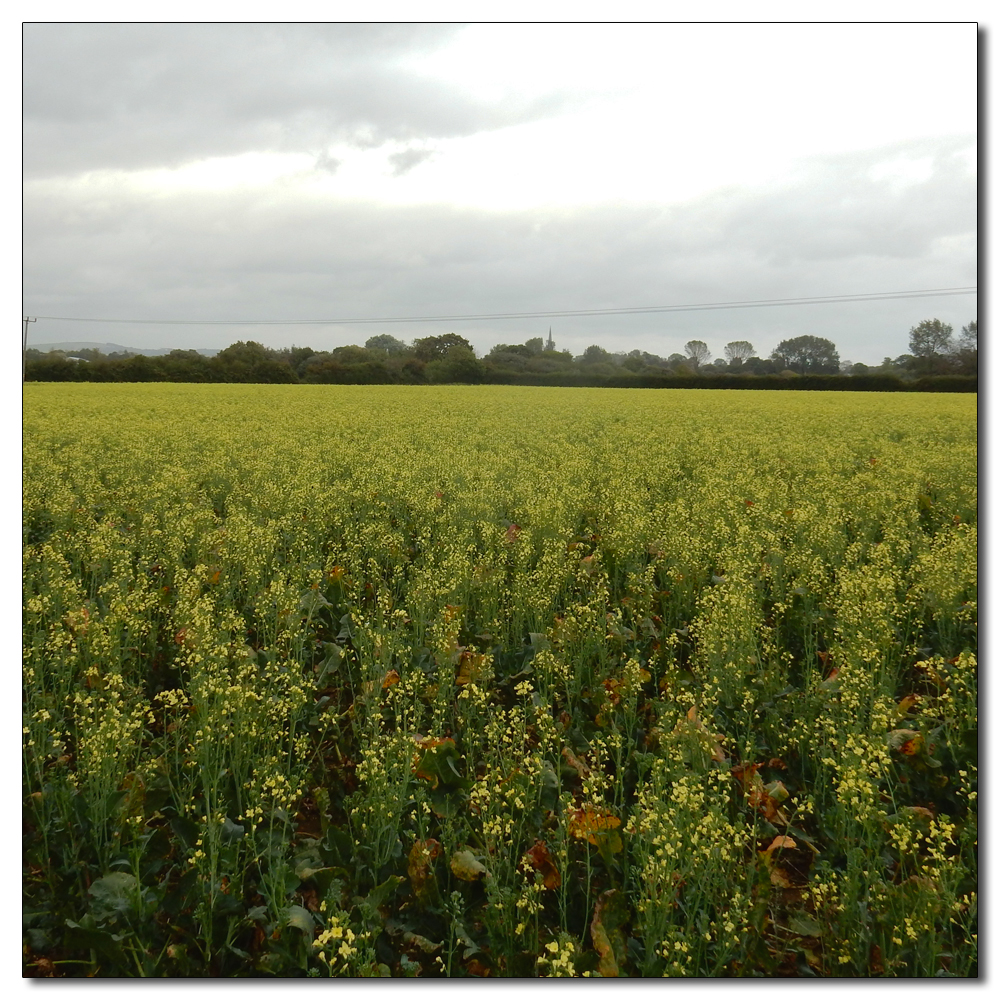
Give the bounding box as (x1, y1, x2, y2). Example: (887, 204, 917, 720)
(413, 333, 474, 361)
(282, 346, 317, 377)
(951, 320, 977, 376)
(485, 349, 530, 372)
(488, 343, 531, 358)
(213, 341, 296, 382)
(215, 340, 272, 366)
(426, 345, 485, 383)
(743, 356, 778, 375)
(684, 340, 710, 369)
(958, 319, 977, 351)
(365, 334, 409, 355)
(770, 335, 840, 374)
(120, 353, 165, 382)
(581, 345, 611, 365)
(161, 350, 212, 382)
(331, 345, 376, 365)
(723, 340, 755, 364)
(909, 318, 954, 359)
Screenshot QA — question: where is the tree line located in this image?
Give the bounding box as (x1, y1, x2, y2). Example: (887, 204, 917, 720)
(24, 319, 976, 390)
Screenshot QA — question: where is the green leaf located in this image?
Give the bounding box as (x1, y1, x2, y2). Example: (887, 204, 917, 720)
(221, 817, 245, 843)
(412, 740, 471, 791)
(65, 917, 129, 963)
(316, 642, 343, 684)
(169, 815, 200, 850)
(300, 588, 332, 615)
(428, 785, 466, 818)
(400, 954, 422, 977)
(402, 931, 442, 954)
(104, 789, 128, 814)
(788, 912, 823, 937)
(26, 928, 50, 952)
(764, 779, 790, 803)
(449, 850, 487, 881)
(88, 872, 138, 921)
(321, 825, 354, 866)
(285, 905, 315, 934)
(336, 614, 355, 643)
(364, 875, 405, 914)
(213, 893, 243, 918)
(538, 759, 560, 811)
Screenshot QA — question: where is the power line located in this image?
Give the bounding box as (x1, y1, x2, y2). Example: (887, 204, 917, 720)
(28, 286, 977, 327)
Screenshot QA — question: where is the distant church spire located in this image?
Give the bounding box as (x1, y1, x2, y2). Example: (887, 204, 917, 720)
(545, 327, 555, 352)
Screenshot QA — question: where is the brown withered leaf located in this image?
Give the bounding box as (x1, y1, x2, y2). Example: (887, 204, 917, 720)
(675, 704, 727, 762)
(408, 839, 441, 903)
(760, 836, 813, 888)
(732, 762, 760, 791)
(413, 735, 453, 751)
(765, 835, 797, 853)
(561, 746, 591, 779)
(568, 806, 623, 853)
(523, 840, 561, 890)
(456, 650, 488, 686)
(734, 763, 790, 825)
(31, 957, 56, 978)
(888, 729, 923, 755)
(603, 677, 623, 705)
(590, 889, 628, 978)
(869, 943, 884, 975)
(768, 865, 807, 889)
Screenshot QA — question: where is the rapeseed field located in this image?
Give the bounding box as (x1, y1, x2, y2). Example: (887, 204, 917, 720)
(23, 384, 977, 977)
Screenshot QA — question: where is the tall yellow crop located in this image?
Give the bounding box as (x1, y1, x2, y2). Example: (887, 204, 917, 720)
(24, 384, 976, 978)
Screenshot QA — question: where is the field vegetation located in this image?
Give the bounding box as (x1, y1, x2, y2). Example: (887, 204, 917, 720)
(23, 384, 977, 977)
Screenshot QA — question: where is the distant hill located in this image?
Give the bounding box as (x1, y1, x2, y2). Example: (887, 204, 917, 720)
(27, 341, 220, 357)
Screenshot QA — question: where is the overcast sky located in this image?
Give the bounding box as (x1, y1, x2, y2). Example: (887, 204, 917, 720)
(22, 22, 977, 364)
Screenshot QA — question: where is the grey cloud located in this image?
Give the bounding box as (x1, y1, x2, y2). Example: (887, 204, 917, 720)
(23, 23, 586, 178)
(314, 151, 341, 174)
(23, 138, 975, 363)
(712, 137, 976, 266)
(387, 148, 436, 176)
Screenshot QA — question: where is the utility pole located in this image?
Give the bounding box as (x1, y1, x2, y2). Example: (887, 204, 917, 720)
(22, 316, 36, 382)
